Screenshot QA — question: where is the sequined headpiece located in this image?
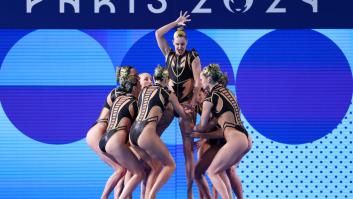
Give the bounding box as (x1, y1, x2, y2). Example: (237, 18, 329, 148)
(116, 66, 139, 93)
(154, 65, 169, 81)
(202, 64, 224, 83)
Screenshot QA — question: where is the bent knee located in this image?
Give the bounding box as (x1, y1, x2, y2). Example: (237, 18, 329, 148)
(115, 166, 127, 175)
(155, 161, 163, 172)
(86, 136, 100, 152)
(85, 137, 94, 149)
(112, 169, 126, 180)
(85, 131, 96, 146)
(150, 162, 162, 174)
(207, 167, 221, 177)
(166, 160, 176, 172)
(135, 169, 146, 181)
(105, 143, 120, 155)
(86, 128, 105, 146)
(170, 161, 176, 171)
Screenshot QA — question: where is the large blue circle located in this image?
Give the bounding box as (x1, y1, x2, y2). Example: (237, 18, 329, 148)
(236, 30, 353, 144)
(0, 30, 115, 144)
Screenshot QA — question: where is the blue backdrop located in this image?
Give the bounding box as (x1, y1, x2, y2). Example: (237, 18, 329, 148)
(0, 29, 352, 198)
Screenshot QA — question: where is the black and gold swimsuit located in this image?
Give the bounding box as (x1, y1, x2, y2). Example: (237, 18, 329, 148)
(103, 88, 127, 109)
(204, 84, 248, 137)
(130, 84, 171, 146)
(166, 49, 199, 103)
(99, 90, 138, 152)
(196, 104, 226, 146)
(94, 88, 128, 126)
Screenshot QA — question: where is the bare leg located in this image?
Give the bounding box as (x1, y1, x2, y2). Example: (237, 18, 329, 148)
(118, 161, 144, 199)
(196, 141, 205, 199)
(196, 140, 209, 199)
(198, 187, 204, 199)
(195, 145, 220, 199)
(101, 166, 126, 199)
(197, 171, 211, 199)
(226, 135, 252, 199)
(208, 172, 229, 199)
(105, 132, 145, 199)
(141, 162, 151, 199)
(129, 144, 149, 199)
(86, 123, 125, 199)
(145, 160, 162, 199)
(138, 126, 176, 199)
(118, 164, 144, 199)
(212, 186, 218, 199)
(207, 133, 248, 199)
(86, 123, 112, 166)
(179, 116, 195, 199)
(226, 167, 243, 199)
(114, 177, 124, 199)
(130, 144, 161, 199)
(124, 171, 133, 199)
(220, 171, 233, 199)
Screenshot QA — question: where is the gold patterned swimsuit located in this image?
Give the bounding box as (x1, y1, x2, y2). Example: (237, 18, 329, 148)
(129, 84, 171, 146)
(204, 84, 248, 137)
(196, 104, 227, 146)
(166, 49, 198, 103)
(99, 90, 138, 152)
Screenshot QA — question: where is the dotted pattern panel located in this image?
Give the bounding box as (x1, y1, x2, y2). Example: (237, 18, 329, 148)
(240, 105, 353, 199)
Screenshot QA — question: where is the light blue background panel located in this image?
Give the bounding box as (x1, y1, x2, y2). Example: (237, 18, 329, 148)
(0, 29, 352, 198)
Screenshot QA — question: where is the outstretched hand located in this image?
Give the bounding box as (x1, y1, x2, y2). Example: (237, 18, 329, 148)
(175, 11, 191, 26)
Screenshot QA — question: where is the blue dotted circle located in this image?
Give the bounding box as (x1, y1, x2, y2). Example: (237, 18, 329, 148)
(236, 29, 353, 144)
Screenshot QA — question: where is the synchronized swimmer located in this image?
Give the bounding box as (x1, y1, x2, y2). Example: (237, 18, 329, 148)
(86, 12, 251, 199)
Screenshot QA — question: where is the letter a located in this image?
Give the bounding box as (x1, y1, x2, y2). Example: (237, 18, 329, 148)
(60, 0, 80, 13)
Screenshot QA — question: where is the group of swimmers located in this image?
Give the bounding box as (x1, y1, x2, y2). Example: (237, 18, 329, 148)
(86, 11, 252, 199)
